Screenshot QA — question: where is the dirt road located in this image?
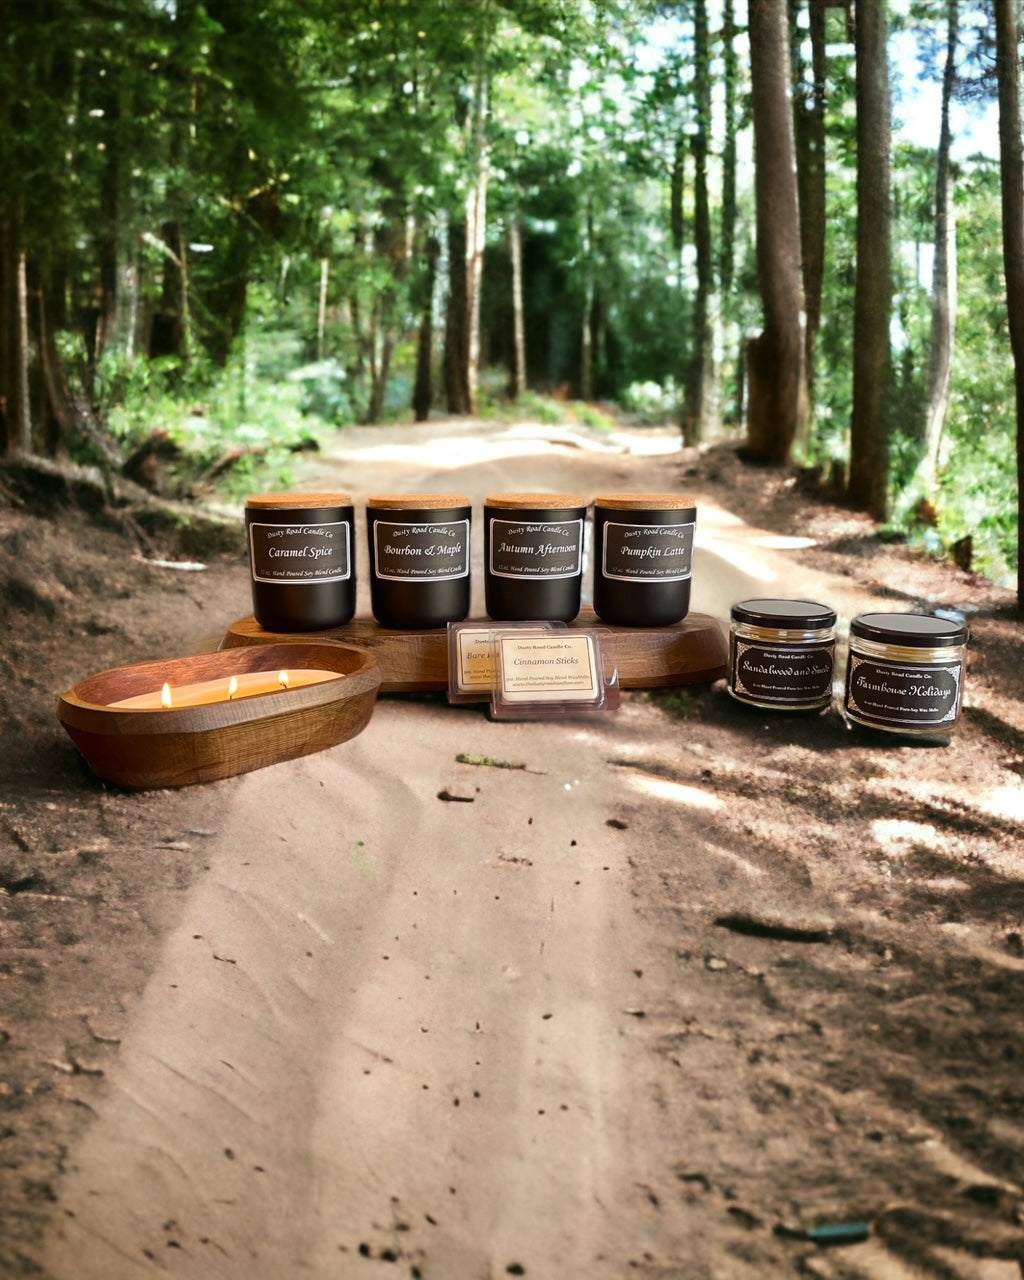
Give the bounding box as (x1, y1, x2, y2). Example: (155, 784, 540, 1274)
(12, 421, 1024, 1278)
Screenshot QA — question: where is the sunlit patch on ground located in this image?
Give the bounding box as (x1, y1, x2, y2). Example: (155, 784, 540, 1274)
(626, 772, 725, 811)
(870, 818, 942, 852)
(978, 785, 1024, 823)
(330, 421, 684, 468)
(749, 533, 818, 550)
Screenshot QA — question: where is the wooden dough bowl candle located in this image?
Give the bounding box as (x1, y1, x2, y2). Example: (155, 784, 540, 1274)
(57, 642, 380, 789)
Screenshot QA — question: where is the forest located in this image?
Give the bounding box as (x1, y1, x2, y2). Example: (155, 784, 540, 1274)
(1, 0, 1022, 604)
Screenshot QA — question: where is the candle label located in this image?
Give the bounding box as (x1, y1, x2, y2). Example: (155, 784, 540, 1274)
(731, 637, 835, 706)
(453, 624, 552, 693)
(845, 656, 963, 727)
(373, 519, 470, 581)
(601, 521, 694, 582)
(457, 628, 502, 690)
(489, 519, 584, 580)
(249, 521, 351, 584)
(497, 633, 599, 702)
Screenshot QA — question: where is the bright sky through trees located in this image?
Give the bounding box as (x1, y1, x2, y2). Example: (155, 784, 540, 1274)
(891, 28, 998, 158)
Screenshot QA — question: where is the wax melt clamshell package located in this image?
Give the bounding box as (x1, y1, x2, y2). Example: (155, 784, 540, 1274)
(446, 620, 567, 704)
(488, 627, 620, 720)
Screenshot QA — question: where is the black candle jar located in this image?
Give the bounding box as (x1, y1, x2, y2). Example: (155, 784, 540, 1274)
(245, 492, 355, 632)
(484, 493, 587, 622)
(367, 494, 472, 629)
(592, 493, 697, 627)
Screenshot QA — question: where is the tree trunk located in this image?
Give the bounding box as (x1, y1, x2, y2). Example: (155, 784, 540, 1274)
(466, 174, 488, 417)
(745, 0, 806, 465)
(720, 0, 741, 424)
(204, 226, 249, 368)
(794, 0, 828, 424)
(994, 0, 1024, 609)
(413, 235, 440, 422)
(580, 200, 595, 402)
(444, 3, 492, 421)
(463, 12, 491, 417)
(720, 0, 738, 298)
(682, 0, 715, 447)
(95, 76, 122, 379)
(317, 258, 329, 362)
(444, 216, 472, 415)
(149, 220, 189, 363)
(367, 316, 396, 425)
(0, 228, 9, 454)
(670, 133, 686, 256)
(37, 272, 76, 457)
(919, 0, 959, 497)
(848, 0, 893, 521)
(509, 216, 527, 400)
(15, 245, 32, 453)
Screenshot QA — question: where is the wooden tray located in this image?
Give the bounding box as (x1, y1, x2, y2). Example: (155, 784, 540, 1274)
(221, 609, 728, 694)
(57, 642, 381, 789)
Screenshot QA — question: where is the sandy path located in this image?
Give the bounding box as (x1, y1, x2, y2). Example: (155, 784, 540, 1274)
(39, 422, 864, 1278)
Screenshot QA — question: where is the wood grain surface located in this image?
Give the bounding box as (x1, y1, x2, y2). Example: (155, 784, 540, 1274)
(221, 609, 729, 693)
(56, 642, 381, 789)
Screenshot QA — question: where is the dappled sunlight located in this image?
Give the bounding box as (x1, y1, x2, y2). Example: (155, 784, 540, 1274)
(702, 843, 766, 877)
(875, 776, 1024, 828)
(334, 435, 571, 467)
(694, 506, 746, 530)
(625, 772, 725, 811)
(749, 533, 819, 551)
(330, 421, 683, 470)
(694, 543, 781, 584)
(978, 786, 1024, 823)
(870, 818, 942, 852)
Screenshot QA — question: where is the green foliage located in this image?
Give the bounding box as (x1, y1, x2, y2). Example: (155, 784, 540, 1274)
(571, 401, 618, 431)
(98, 335, 337, 498)
(477, 386, 566, 426)
(0, 0, 1018, 589)
(936, 426, 1018, 580)
(621, 379, 680, 425)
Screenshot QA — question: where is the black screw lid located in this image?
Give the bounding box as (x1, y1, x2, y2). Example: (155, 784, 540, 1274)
(850, 611, 968, 648)
(730, 598, 837, 629)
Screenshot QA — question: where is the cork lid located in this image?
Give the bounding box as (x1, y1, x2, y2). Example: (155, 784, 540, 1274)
(367, 494, 470, 509)
(246, 492, 352, 509)
(485, 492, 586, 509)
(594, 493, 697, 510)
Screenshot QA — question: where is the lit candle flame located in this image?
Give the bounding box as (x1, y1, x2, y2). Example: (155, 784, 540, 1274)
(161, 682, 173, 709)
(279, 670, 289, 689)
(227, 675, 239, 700)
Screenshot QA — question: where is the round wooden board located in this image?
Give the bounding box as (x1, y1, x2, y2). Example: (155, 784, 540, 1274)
(221, 609, 728, 694)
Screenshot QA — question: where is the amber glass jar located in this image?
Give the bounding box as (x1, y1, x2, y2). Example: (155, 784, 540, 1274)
(592, 494, 696, 627)
(366, 495, 472, 629)
(484, 493, 587, 622)
(245, 492, 355, 632)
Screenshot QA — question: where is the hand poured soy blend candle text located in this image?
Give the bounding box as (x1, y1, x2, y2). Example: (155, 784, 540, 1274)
(373, 520, 470, 581)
